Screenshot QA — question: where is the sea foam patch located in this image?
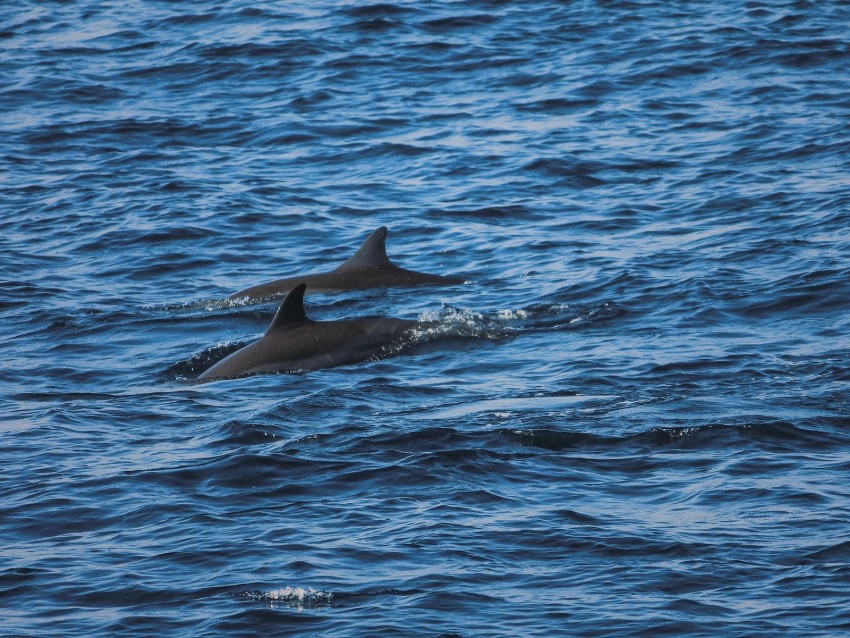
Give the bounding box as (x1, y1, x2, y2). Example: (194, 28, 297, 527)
(241, 586, 334, 609)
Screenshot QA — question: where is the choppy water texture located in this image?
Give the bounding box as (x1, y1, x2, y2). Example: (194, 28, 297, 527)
(3, 1, 850, 635)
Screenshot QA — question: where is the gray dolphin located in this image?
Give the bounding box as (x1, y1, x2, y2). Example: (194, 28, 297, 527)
(229, 226, 463, 300)
(200, 283, 425, 380)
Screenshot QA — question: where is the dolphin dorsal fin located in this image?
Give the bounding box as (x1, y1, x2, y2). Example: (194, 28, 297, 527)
(335, 226, 393, 272)
(267, 283, 309, 332)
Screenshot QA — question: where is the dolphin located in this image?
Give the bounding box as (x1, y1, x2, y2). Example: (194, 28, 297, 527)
(229, 226, 463, 300)
(199, 283, 426, 380)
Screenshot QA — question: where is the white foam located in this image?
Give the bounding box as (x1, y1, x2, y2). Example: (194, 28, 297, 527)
(248, 586, 334, 608)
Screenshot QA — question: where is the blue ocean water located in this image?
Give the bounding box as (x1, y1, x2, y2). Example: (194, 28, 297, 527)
(2, 0, 850, 635)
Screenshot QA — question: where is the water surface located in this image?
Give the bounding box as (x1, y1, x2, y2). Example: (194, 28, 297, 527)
(2, 1, 850, 636)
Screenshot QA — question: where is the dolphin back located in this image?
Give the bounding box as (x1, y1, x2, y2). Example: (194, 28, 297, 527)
(228, 227, 463, 300)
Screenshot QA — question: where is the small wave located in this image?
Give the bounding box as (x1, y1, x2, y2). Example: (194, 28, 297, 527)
(417, 300, 624, 336)
(503, 419, 850, 454)
(425, 393, 617, 420)
(802, 540, 850, 564)
(425, 204, 540, 221)
(415, 306, 516, 340)
(342, 4, 418, 19)
(240, 586, 334, 609)
(146, 296, 260, 312)
(421, 14, 498, 31)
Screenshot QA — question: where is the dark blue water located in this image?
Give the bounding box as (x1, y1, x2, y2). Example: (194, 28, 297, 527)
(3, 1, 850, 635)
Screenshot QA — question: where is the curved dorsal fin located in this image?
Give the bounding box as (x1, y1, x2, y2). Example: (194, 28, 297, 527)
(266, 283, 309, 332)
(335, 226, 393, 272)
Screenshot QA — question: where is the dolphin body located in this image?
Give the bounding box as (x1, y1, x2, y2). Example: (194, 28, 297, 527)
(199, 283, 424, 380)
(229, 226, 463, 300)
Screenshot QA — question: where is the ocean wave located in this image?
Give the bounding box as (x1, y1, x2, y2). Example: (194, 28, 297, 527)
(240, 586, 334, 608)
